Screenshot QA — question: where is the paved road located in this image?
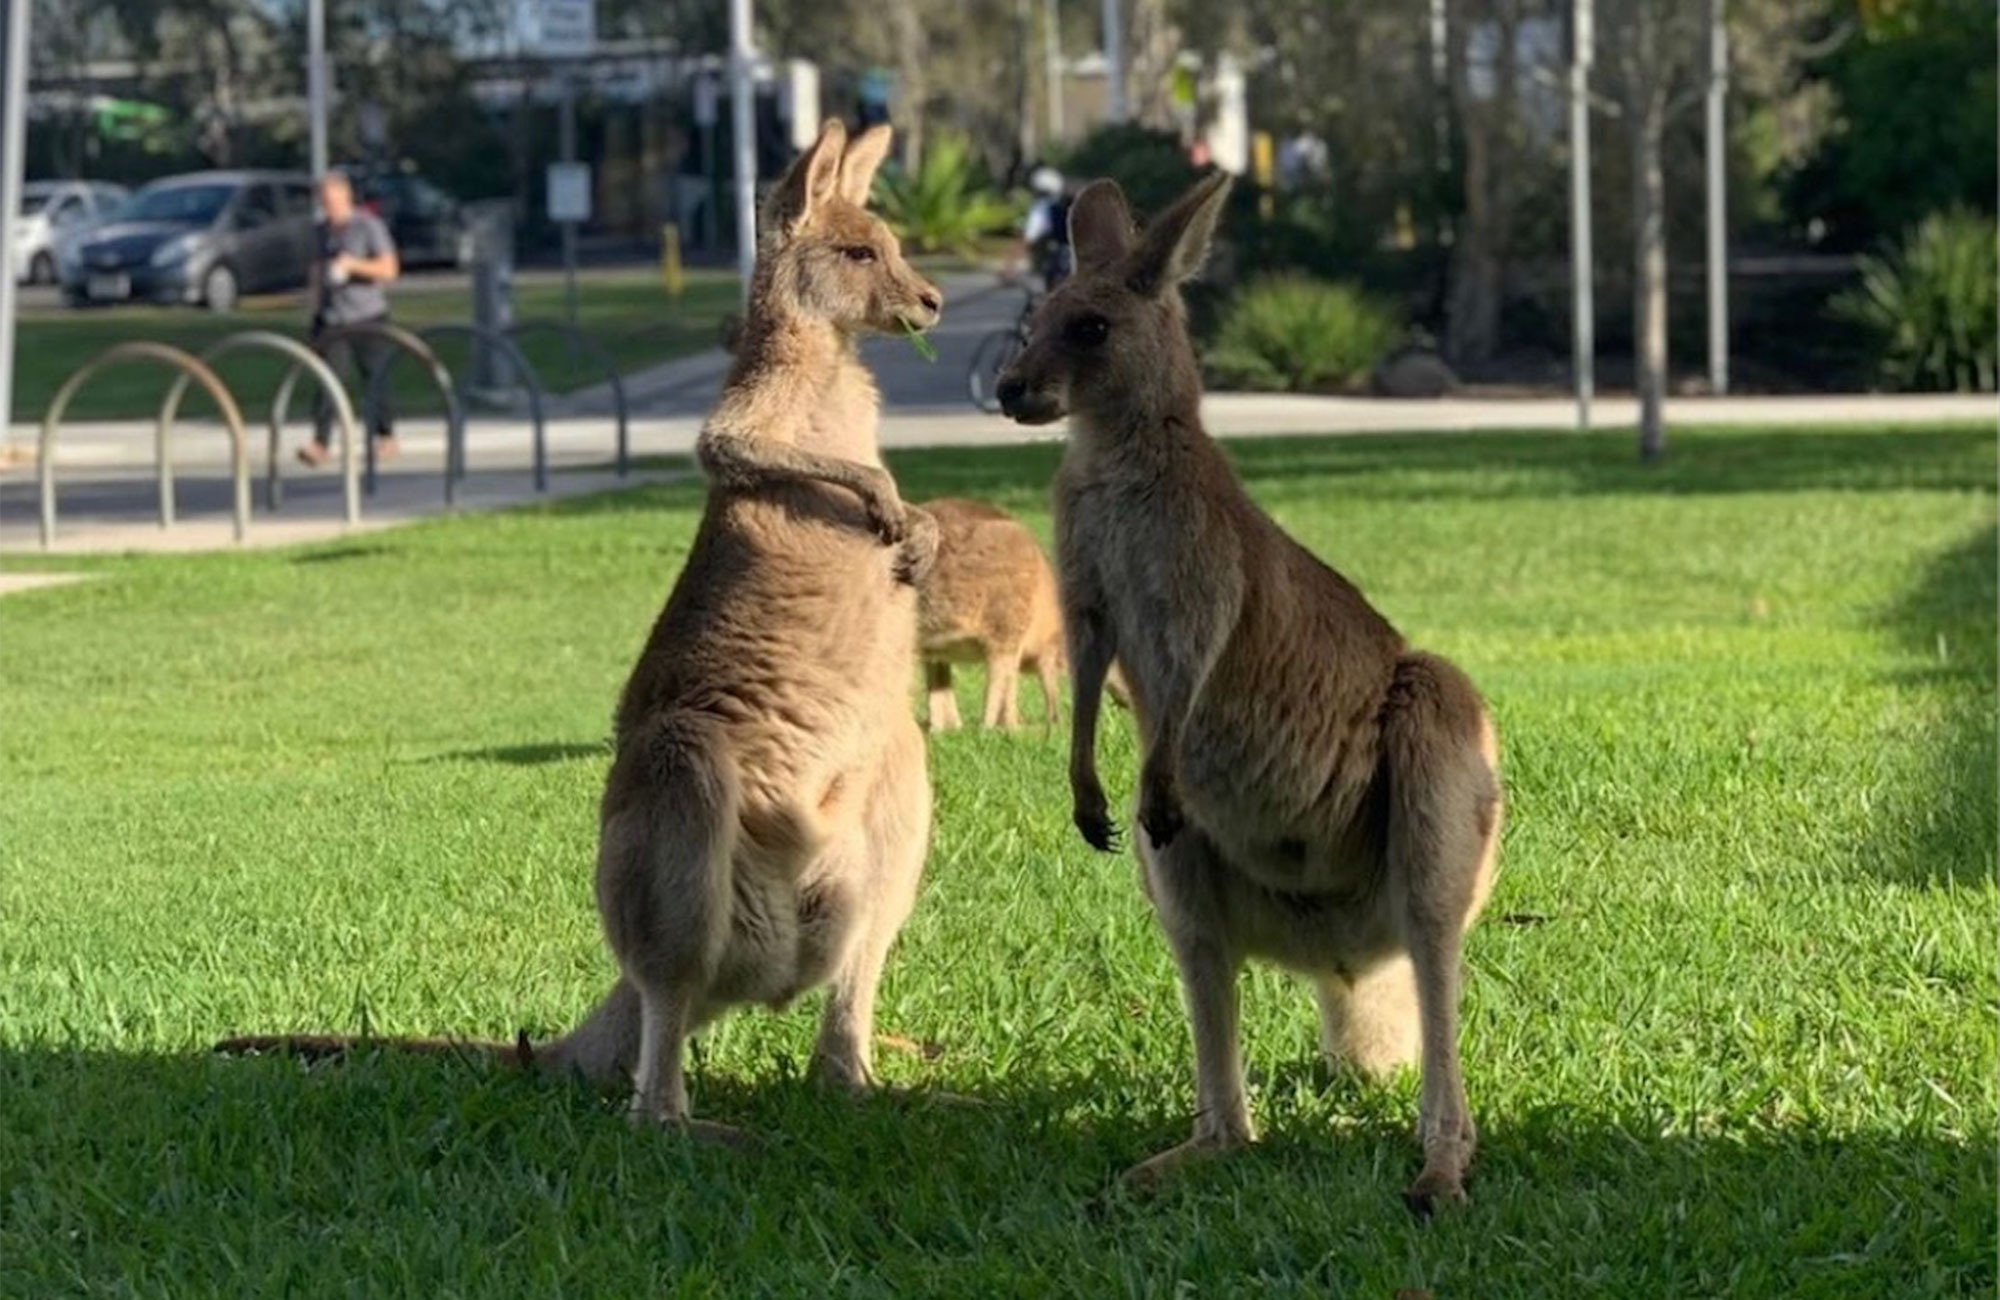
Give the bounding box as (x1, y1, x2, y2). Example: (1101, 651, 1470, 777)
(587, 271, 1024, 420)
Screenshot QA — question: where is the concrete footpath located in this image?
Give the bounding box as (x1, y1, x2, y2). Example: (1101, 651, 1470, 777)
(2, 384, 1989, 556)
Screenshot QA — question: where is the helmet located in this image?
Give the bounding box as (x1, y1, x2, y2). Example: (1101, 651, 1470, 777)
(1029, 166, 1063, 197)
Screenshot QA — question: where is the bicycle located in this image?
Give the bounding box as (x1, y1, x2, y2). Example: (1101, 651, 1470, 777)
(966, 287, 1042, 414)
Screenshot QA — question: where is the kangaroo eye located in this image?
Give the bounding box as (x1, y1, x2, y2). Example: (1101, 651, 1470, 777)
(842, 245, 877, 263)
(1066, 314, 1109, 348)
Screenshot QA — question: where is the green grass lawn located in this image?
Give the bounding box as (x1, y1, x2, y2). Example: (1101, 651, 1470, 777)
(1, 424, 1992, 1297)
(16, 268, 739, 423)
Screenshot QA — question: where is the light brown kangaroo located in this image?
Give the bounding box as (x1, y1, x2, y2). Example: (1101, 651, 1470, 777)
(217, 121, 946, 1140)
(994, 173, 1502, 1214)
(916, 498, 1066, 732)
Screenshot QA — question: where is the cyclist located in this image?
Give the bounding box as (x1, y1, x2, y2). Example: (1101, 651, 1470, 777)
(1010, 166, 1073, 294)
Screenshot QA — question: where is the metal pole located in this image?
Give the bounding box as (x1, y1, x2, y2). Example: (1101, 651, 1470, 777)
(0, 0, 28, 460)
(1569, 0, 1594, 432)
(1705, 0, 1729, 396)
(307, 0, 329, 176)
(559, 75, 578, 326)
(1101, 0, 1126, 124)
(728, 0, 758, 306)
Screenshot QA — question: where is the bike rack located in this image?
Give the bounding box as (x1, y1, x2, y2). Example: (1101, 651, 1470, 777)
(507, 317, 629, 478)
(153, 331, 361, 525)
(268, 321, 464, 505)
(414, 323, 548, 492)
(39, 341, 250, 550)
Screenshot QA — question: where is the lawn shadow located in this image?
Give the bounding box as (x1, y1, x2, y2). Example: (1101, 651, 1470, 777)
(0, 1043, 1989, 1293)
(290, 544, 398, 566)
(426, 740, 608, 766)
(1863, 522, 1998, 888)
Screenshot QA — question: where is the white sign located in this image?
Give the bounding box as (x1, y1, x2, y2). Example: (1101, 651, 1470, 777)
(547, 162, 592, 223)
(534, 0, 595, 57)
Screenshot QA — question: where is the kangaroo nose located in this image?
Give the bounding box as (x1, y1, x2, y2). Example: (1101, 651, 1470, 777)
(996, 376, 1027, 411)
(918, 289, 942, 313)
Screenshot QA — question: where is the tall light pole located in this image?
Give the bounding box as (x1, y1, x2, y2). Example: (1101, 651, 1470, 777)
(1101, 0, 1125, 123)
(728, 0, 757, 305)
(0, 0, 30, 454)
(1704, 0, 1729, 396)
(307, 0, 329, 176)
(1569, 0, 1594, 432)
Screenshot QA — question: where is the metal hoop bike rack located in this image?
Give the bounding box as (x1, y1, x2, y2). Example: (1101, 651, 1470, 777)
(39, 341, 251, 549)
(413, 322, 547, 492)
(268, 320, 464, 505)
(153, 331, 361, 524)
(507, 317, 629, 478)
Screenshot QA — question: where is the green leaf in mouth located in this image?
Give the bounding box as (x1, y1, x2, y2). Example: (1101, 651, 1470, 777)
(902, 319, 938, 363)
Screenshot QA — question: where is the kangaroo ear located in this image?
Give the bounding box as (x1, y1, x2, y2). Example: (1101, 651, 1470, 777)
(837, 125, 894, 205)
(1068, 180, 1136, 275)
(761, 118, 848, 238)
(1125, 171, 1233, 297)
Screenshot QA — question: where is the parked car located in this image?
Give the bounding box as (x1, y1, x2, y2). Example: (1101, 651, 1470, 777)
(15, 180, 128, 284)
(344, 167, 469, 269)
(59, 170, 315, 311)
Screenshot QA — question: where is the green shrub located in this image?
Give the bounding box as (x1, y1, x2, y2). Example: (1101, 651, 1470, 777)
(1057, 123, 1200, 219)
(872, 132, 1019, 256)
(1207, 276, 1402, 392)
(1835, 208, 1999, 393)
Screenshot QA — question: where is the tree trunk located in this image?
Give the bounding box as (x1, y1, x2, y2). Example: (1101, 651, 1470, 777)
(1445, 0, 1519, 369)
(1126, 0, 1180, 132)
(889, 0, 928, 168)
(1015, 0, 1037, 171)
(1631, 95, 1668, 463)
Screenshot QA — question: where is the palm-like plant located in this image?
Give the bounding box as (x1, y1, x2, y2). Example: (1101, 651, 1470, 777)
(871, 132, 1020, 257)
(1836, 209, 1998, 393)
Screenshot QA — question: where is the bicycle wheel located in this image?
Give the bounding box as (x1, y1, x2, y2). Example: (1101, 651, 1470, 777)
(966, 328, 1024, 414)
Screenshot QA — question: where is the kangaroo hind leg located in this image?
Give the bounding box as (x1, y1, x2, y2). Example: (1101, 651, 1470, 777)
(1382, 653, 1503, 1215)
(597, 712, 753, 1146)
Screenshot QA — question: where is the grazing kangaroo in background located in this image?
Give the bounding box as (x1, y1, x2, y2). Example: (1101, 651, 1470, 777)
(994, 173, 1503, 1213)
(916, 498, 1067, 732)
(218, 121, 945, 1139)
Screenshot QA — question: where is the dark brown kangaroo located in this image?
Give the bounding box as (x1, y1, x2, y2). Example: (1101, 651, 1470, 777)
(995, 172, 1503, 1213)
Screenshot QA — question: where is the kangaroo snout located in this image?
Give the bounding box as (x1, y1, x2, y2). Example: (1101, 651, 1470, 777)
(997, 369, 1064, 425)
(899, 277, 944, 330)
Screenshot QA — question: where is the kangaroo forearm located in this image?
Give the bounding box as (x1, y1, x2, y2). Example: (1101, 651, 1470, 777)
(697, 429, 891, 508)
(1066, 609, 1115, 788)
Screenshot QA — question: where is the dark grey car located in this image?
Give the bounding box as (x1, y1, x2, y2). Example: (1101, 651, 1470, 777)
(60, 170, 316, 311)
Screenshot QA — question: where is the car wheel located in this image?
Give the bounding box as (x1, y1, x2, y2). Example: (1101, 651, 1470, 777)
(28, 252, 55, 285)
(202, 263, 240, 313)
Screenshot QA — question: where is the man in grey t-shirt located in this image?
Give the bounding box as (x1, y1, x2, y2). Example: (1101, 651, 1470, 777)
(301, 171, 402, 466)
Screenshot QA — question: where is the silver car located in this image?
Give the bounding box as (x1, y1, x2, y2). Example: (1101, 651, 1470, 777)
(60, 170, 316, 311)
(15, 180, 128, 284)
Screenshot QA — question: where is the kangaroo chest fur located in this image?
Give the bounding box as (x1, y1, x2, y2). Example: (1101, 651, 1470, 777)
(630, 492, 911, 802)
(1056, 436, 1408, 906)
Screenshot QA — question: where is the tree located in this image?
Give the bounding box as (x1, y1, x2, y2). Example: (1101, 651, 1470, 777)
(1446, 0, 1533, 367)
(1595, 0, 1708, 462)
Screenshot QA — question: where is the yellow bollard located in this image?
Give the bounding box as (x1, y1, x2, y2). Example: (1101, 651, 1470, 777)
(1251, 131, 1275, 220)
(661, 222, 684, 300)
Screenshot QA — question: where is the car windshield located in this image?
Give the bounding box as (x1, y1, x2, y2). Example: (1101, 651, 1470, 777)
(116, 183, 235, 226)
(19, 192, 50, 216)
